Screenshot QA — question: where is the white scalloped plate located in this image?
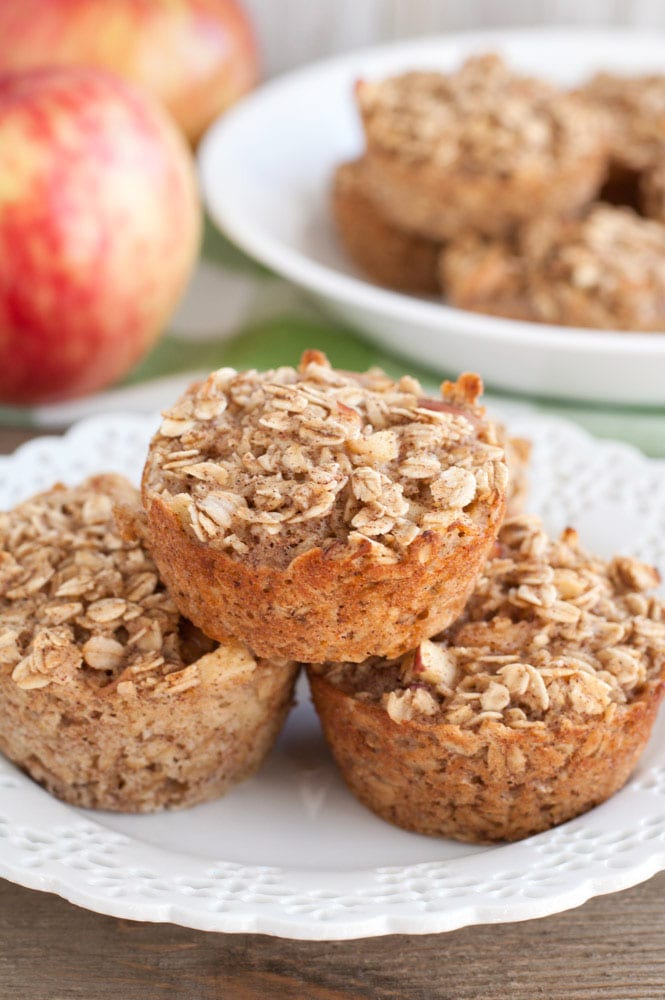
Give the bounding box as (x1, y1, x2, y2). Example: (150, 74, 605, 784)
(1, 410, 665, 939)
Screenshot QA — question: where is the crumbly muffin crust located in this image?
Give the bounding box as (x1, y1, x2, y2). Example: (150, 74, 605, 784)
(332, 158, 441, 293)
(142, 352, 507, 662)
(143, 351, 505, 568)
(319, 516, 664, 724)
(442, 233, 533, 323)
(0, 475, 206, 690)
(357, 54, 607, 240)
(360, 55, 597, 173)
(640, 161, 665, 225)
(0, 475, 297, 811)
(443, 205, 665, 330)
(310, 516, 665, 841)
(581, 71, 665, 172)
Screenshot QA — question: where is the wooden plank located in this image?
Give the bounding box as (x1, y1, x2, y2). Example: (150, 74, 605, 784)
(0, 428, 47, 452)
(2, 875, 665, 1000)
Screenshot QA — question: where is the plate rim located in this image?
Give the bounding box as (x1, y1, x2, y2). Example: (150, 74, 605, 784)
(2, 410, 665, 938)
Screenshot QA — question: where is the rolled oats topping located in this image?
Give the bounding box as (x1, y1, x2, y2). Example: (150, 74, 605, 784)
(317, 516, 665, 728)
(582, 71, 665, 167)
(641, 162, 665, 224)
(357, 54, 603, 173)
(145, 351, 506, 567)
(524, 205, 665, 300)
(445, 205, 665, 331)
(0, 476, 217, 694)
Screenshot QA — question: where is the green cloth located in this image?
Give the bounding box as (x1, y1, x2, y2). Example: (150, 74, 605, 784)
(3, 220, 664, 458)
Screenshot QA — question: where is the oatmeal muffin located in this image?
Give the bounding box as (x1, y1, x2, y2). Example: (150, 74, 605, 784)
(332, 158, 441, 293)
(310, 515, 665, 843)
(142, 351, 507, 663)
(443, 205, 665, 330)
(356, 54, 607, 241)
(0, 475, 297, 812)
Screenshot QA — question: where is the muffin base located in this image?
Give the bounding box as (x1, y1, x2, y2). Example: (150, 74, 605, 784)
(144, 490, 505, 663)
(309, 669, 665, 843)
(0, 647, 297, 812)
(362, 149, 607, 241)
(332, 159, 441, 293)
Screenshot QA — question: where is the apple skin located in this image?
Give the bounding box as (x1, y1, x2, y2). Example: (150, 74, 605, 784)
(0, 66, 201, 404)
(0, 0, 259, 144)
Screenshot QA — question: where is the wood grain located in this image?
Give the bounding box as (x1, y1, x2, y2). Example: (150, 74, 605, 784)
(0, 428, 47, 452)
(2, 875, 665, 1000)
(1, 426, 665, 999)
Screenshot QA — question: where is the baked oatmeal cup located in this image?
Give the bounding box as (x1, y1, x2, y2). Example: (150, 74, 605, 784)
(332, 158, 441, 293)
(0, 475, 297, 812)
(142, 351, 507, 663)
(442, 204, 665, 330)
(357, 54, 607, 241)
(309, 516, 665, 843)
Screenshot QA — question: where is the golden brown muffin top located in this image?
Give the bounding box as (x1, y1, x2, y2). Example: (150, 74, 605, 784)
(0, 475, 220, 696)
(316, 515, 665, 729)
(357, 53, 604, 173)
(522, 205, 665, 327)
(582, 71, 665, 166)
(143, 351, 507, 569)
(524, 204, 665, 290)
(640, 162, 665, 224)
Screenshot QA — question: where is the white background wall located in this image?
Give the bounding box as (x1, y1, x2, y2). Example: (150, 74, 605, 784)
(243, 0, 665, 76)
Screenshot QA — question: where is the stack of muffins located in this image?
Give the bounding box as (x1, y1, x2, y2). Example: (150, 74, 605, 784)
(333, 53, 665, 332)
(2, 350, 663, 844)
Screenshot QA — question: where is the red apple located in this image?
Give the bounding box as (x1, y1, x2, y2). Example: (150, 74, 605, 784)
(0, 66, 201, 404)
(0, 0, 259, 144)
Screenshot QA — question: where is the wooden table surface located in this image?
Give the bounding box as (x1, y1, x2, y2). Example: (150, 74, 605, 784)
(1, 426, 664, 1000)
